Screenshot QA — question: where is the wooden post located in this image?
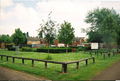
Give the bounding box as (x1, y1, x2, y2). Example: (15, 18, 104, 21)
(86, 59, 88, 66)
(7, 56, 8, 61)
(76, 62, 79, 69)
(101, 52, 102, 56)
(108, 53, 110, 57)
(32, 60, 34, 67)
(113, 50, 114, 56)
(97, 50, 98, 57)
(104, 54, 105, 59)
(62, 64, 67, 73)
(91, 50, 92, 57)
(22, 59, 24, 65)
(93, 57, 95, 63)
(95, 52, 96, 55)
(45, 62, 47, 70)
(13, 58, 15, 63)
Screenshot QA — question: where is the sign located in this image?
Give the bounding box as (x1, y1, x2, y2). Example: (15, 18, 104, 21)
(91, 43, 98, 49)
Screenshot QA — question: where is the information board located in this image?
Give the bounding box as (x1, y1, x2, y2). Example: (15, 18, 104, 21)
(91, 43, 98, 49)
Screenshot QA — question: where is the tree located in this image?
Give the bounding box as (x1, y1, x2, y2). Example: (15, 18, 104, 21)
(0, 34, 12, 50)
(99, 15, 117, 50)
(11, 28, 26, 54)
(37, 19, 58, 54)
(82, 7, 120, 49)
(58, 21, 75, 53)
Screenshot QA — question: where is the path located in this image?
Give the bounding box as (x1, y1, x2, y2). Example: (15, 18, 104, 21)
(91, 60, 120, 80)
(0, 66, 50, 80)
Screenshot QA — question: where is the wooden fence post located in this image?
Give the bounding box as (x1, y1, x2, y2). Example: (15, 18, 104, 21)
(108, 53, 110, 57)
(101, 52, 102, 56)
(95, 52, 96, 55)
(104, 54, 105, 59)
(22, 59, 24, 65)
(86, 59, 88, 66)
(113, 50, 114, 56)
(62, 64, 67, 73)
(45, 62, 47, 70)
(13, 58, 15, 63)
(76, 62, 79, 69)
(32, 60, 34, 67)
(93, 57, 95, 63)
(7, 56, 8, 61)
(1, 56, 3, 60)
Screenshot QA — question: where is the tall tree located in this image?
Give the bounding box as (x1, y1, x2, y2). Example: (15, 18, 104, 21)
(82, 7, 120, 49)
(11, 28, 26, 54)
(37, 19, 58, 54)
(99, 15, 117, 50)
(58, 21, 75, 53)
(0, 34, 12, 50)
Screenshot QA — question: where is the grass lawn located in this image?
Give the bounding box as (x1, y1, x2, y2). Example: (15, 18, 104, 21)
(0, 49, 120, 80)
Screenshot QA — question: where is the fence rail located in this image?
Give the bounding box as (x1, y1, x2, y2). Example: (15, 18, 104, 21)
(0, 55, 95, 73)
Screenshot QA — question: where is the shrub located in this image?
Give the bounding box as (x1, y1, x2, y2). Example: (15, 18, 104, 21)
(19, 48, 22, 51)
(78, 46, 91, 51)
(22, 47, 33, 52)
(6, 45, 13, 48)
(37, 48, 72, 53)
(8, 47, 15, 51)
(45, 55, 52, 60)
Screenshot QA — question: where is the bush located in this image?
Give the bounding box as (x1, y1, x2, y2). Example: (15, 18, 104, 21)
(22, 47, 33, 52)
(37, 47, 72, 53)
(6, 45, 13, 48)
(8, 47, 15, 51)
(78, 46, 91, 51)
(45, 55, 52, 60)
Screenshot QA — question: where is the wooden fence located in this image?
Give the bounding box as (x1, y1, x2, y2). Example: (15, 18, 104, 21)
(0, 55, 95, 73)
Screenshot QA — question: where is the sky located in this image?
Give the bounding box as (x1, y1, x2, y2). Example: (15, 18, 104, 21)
(0, 0, 120, 38)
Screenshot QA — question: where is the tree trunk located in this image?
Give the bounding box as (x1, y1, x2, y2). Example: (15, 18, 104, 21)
(66, 44, 68, 53)
(15, 45, 19, 55)
(48, 42, 49, 55)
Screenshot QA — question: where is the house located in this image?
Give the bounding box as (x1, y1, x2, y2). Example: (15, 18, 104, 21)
(73, 37, 85, 46)
(27, 37, 40, 44)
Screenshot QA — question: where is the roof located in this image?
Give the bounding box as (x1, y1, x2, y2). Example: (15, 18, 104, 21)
(73, 37, 85, 41)
(27, 37, 40, 41)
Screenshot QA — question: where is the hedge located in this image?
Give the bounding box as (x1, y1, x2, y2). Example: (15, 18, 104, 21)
(6, 45, 13, 48)
(78, 46, 91, 51)
(37, 48, 72, 53)
(8, 47, 15, 51)
(22, 47, 33, 52)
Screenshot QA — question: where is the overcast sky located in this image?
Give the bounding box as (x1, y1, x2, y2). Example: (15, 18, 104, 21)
(0, 0, 120, 38)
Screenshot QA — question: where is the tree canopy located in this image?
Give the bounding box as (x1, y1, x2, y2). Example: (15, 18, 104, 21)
(82, 7, 120, 49)
(11, 28, 26, 45)
(58, 21, 75, 53)
(37, 19, 58, 53)
(0, 34, 12, 50)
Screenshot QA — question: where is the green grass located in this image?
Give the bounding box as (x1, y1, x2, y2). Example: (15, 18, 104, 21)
(0, 49, 120, 80)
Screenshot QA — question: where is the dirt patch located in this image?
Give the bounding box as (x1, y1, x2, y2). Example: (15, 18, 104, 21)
(0, 66, 50, 80)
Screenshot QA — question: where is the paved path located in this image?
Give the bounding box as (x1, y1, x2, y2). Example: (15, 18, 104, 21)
(91, 61, 120, 80)
(0, 66, 50, 80)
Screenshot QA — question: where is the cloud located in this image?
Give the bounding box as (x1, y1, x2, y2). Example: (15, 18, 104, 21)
(36, 1, 101, 37)
(1, 0, 120, 38)
(1, 0, 14, 8)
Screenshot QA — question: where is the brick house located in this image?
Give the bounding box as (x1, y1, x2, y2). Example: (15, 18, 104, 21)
(27, 37, 40, 44)
(73, 37, 85, 46)
(39, 37, 85, 47)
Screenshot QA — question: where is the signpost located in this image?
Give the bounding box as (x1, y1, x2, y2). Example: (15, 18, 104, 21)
(91, 43, 98, 57)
